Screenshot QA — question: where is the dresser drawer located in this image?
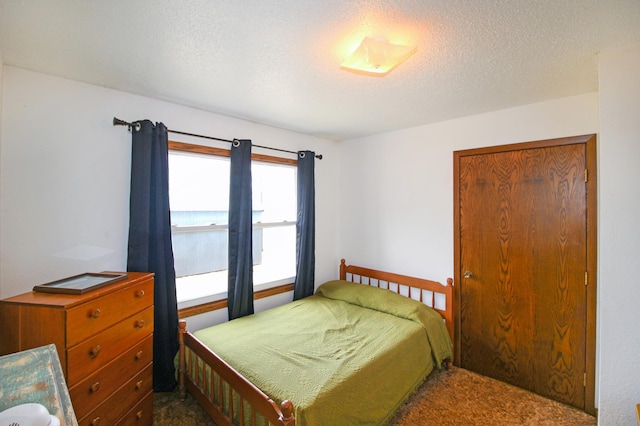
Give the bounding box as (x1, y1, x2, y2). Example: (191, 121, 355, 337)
(67, 306, 154, 385)
(116, 391, 153, 426)
(79, 363, 153, 426)
(67, 277, 154, 346)
(69, 334, 153, 419)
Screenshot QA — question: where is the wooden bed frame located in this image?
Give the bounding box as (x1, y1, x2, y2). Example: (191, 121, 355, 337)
(177, 259, 454, 426)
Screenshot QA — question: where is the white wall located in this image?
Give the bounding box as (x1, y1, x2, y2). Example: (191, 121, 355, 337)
(338, 92, 599, 283)
(597, 46, 640, 425)
(0, 67, 340, 304)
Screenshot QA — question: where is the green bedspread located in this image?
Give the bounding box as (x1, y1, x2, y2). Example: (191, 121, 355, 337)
(193, 280, 453, 426)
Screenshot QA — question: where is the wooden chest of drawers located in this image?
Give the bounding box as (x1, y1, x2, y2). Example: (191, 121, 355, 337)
(0, 272, 154, 425)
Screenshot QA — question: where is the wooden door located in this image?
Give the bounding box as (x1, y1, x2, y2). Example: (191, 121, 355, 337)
(453, 135, 597, 414)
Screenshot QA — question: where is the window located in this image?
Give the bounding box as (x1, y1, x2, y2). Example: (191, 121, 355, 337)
(168, 142, 297, 305)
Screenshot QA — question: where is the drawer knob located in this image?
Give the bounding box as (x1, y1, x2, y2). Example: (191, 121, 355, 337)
(135, 319, 145, 329)
(89, 345, 101, 358)
(135, 380, 143, 390)
(136, 410, 143, 419)
(90, 382, 101, 393)
(135, 350, 143, 360)
(90, 309, 101, 319)
(90, 417, 101, 426)
(135, 289, 145, 298)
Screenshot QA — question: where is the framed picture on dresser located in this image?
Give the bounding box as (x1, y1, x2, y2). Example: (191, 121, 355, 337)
(32, 272, 127, 294)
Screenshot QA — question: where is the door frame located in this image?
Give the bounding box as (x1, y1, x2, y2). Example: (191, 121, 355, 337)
(453, 134, 597, 415)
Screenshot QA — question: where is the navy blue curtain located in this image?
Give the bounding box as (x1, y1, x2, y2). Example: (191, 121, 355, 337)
(228, 139, 254, 320)
(293, 151, 316, 300)
(127, 120, 178, 392)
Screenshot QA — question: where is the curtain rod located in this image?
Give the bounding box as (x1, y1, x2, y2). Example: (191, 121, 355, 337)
(113, 117, 322, 159)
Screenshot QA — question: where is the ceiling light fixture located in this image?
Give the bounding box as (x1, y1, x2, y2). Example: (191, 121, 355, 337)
(341, 36, 417, 76)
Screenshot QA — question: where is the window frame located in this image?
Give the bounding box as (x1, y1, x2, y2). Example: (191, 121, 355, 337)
(168, 140, 297, 318)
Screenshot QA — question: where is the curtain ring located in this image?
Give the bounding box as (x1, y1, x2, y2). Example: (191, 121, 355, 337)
(299, 152, 306, 158)
(232, 140, 240, 147)
(133, 122, 141, 132)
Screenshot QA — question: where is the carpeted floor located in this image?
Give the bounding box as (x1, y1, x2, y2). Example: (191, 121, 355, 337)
(153, 367, 597, 425)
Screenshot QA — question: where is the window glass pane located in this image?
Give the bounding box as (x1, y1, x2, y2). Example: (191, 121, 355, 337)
(254, 226, 296, 285)
(169, 152, 230, 226)
(176, 269, 227, 303)
(252, 162, 296, 222)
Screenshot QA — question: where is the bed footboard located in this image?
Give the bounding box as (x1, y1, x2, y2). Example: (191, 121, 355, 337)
(178, 320, 295, 426)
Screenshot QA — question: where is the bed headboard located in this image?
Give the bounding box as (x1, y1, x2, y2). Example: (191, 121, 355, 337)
(339, 259, 454, 345)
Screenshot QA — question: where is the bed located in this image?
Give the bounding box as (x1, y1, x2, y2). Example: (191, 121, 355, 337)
(177, 259, 454, 425)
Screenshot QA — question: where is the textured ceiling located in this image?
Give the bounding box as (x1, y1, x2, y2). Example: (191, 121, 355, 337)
(1, 0, 640, 141)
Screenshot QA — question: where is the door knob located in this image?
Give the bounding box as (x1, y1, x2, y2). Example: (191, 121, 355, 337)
(463, 271, 473, 279)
